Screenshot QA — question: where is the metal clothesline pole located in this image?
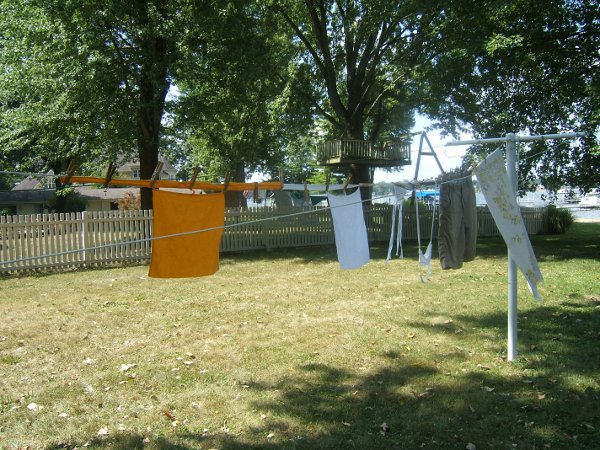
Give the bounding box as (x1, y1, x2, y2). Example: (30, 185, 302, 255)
(505, 133, 519, 361)
(446, 131, 586, 361)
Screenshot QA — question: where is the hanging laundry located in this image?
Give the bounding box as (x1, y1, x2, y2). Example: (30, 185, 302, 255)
(475, 149, 543, 300)
(438, 177, 478, 269)
(149, 190, 225, 278)
(273, 190, 294, 208)
(419, 241, 433, 280)
(416, 197, 437, 282)
(386, 185, 408, 261)
(327, 189, 370, 269)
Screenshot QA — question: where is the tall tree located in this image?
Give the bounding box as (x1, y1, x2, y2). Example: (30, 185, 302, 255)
(419, 0, 599, 192)
(172, 1, 287, 207)
(0, 0, 207, 209)
(274, 0, 599, 193)
(271, 0, 435, 190)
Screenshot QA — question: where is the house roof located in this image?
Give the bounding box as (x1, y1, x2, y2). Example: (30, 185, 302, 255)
(75, 187, 138, 201)
(0, 187, 138, 206)
(0, 189, 55, 205)
(12, 172, 54, 191)
(117, 155, 176, 174)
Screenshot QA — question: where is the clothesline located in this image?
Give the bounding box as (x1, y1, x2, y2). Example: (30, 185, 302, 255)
(0, 190, 397, 267)
(0, 170, 55, 177)
(282, 183, 370, 191)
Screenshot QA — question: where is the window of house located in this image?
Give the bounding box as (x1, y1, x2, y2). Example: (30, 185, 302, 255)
(44, 177, 55, 189)
(132, 169, 140, 179)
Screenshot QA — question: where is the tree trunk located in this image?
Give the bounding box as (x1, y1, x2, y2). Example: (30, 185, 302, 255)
(345, 126, 373, 204)
(224, 163, 247, 208)
(51, 160, 68, 213)
(347, 163, 372, 203)
(137, 35, 169, 211)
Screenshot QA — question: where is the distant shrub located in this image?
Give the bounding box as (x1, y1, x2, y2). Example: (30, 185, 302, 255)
(546, 205, 574, 234)
(49, 187, 86, 213)
(117, 191, 141, 210)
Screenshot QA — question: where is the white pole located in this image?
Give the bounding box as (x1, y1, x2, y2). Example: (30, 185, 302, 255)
(505, 133, 519, 361)
(445, 130, 586, 361)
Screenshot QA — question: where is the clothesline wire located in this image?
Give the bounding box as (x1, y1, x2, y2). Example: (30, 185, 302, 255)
(0, 170, 55, 177)
(1, 190, 424, 267)
(407, 172, 473, 190)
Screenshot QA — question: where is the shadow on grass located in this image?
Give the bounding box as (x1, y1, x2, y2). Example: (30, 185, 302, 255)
(223, 222, 600, 267)
(33, 226, 600, 450)
(47, 434, 188, 450)
(48, 295, 600, 449)
(189, 295, 598, 449)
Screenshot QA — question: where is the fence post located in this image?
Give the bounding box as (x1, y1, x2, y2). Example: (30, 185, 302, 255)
(262, 210, 271, 251)
(81, 211, 90, 267)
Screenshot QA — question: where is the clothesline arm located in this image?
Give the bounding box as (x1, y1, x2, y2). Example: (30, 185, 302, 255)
(60, 176, 283, 191)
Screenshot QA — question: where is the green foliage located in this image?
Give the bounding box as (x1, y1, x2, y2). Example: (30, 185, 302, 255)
(420, 0, 599, 191)
(545, 204, 575, 234)
(273, 1, 422, 142)
(0, 207, 16, 216)
(168, 1, 290, 181)
(0, 0, 137, 173)
(1, 0, 597, 199)
(47, 187, 86, 213)
(306, 168, 344, 187)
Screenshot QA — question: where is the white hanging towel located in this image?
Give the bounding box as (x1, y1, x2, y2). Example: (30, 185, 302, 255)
(327, 189, 370, 269)
(386, 185, 408, 261)
(416, 197, 436, 282)
(476, 149, 543, 300)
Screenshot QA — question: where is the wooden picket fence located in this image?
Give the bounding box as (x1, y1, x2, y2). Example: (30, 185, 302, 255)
(0, 205, 547, 274)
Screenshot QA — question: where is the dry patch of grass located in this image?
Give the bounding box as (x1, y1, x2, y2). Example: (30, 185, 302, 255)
(1, 224, 599, 449)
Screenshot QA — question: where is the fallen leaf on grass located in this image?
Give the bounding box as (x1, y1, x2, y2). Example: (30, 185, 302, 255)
(466, 443, 476, 450)
(162, 410, 177, 421)
(97, 427, 109, 437)
(482, 386, 495, 392)
(342, 422, 351, 427)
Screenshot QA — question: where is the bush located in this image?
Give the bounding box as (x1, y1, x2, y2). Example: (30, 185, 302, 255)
(546, 204, 575, 234)
(48, 187, 86, 213)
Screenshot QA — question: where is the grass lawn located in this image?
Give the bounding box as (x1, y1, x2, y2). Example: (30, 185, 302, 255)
(1, 223, 599, 450)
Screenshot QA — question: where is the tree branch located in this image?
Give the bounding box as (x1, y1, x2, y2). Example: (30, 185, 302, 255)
(305, 0, 349, 130)
(276, 6, 326, 76)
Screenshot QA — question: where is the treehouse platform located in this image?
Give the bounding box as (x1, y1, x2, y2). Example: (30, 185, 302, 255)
(316, 139, 411, 167)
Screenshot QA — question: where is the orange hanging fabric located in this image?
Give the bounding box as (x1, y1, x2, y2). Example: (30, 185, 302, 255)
(149, 190, 225, 278)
